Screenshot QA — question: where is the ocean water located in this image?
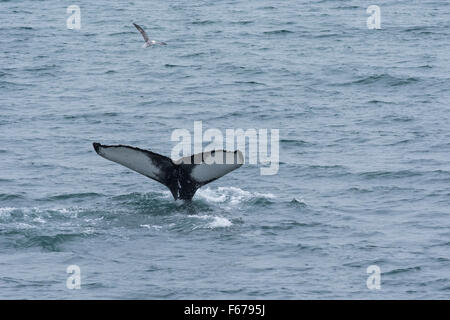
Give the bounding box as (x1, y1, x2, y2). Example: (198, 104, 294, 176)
(1, 0, 449, 299)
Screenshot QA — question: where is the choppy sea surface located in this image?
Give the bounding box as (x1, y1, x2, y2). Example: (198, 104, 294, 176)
(1, 0, 449, 299)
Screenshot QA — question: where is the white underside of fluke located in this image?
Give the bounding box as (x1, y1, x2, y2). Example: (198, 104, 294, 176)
(188, 150, 244, 183)
(95, 145, 164, 182)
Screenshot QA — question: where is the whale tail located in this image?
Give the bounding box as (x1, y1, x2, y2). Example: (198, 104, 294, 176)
(93, 143, 243, 200)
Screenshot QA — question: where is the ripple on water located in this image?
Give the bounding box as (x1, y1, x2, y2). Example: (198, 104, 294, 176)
(336, 74, 420, 87)
(16, 233, 84, 252)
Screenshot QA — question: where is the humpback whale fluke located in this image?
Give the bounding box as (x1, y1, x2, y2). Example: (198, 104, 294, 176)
(133, 23, 167, 47)
(93, 143, 243, 200)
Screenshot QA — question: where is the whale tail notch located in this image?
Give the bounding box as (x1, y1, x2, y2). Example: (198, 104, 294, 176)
(92, 143, 243, 200)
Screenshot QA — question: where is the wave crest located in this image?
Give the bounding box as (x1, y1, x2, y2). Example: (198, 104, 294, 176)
(196, 187, 276, 205)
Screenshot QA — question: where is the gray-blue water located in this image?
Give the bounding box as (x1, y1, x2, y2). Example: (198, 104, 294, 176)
(1, 0, 449, 299)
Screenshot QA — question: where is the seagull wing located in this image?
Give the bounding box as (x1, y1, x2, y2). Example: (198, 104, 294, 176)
(133, 23, 149, 42)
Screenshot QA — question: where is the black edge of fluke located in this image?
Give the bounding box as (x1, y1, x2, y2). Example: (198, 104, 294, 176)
(93, 142, 101, 154)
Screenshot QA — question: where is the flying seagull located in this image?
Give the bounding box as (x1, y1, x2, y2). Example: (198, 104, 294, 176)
(133, 23, 167, 47)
